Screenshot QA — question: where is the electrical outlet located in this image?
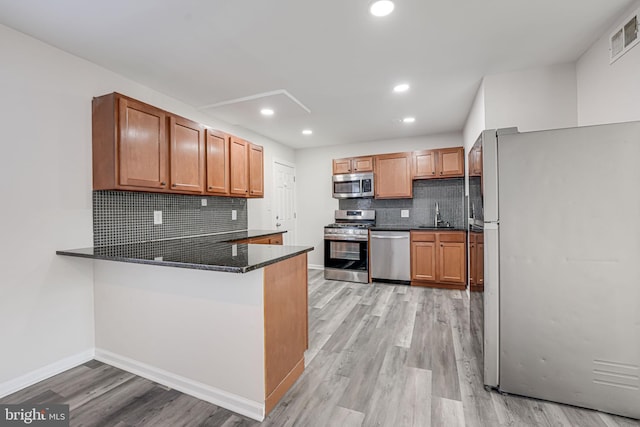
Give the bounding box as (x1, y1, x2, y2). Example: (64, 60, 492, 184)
(232, 210, 237, 221)
(153, 210, 162, 225)
(401, 209, 410, 218)
(201, 199, 207, 207)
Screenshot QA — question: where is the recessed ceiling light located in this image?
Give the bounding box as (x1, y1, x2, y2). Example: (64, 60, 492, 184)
(370, 0, 394, 17)
(393, 83, 410, 93)
(260, 108, 274, 116)
(403, 117, 416, 123)
(302, 129, 313, 135)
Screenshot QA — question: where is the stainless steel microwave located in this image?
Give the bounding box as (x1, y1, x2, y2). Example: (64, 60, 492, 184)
(332, 172, 375, 199)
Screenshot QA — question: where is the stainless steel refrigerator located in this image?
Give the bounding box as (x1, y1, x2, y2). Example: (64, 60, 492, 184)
(473, 122, 640, 419)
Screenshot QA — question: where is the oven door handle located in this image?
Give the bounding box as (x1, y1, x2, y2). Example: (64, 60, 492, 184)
(370, 235, 409, 239)
(324, 236, 368, 242)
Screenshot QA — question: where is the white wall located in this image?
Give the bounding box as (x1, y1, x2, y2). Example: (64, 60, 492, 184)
(484, 63, 578, 132)
(463, 81, 486, 155)
(577, 0, 640, 126)
(295, 133, 463, 267)
(0, 23, 293, 391)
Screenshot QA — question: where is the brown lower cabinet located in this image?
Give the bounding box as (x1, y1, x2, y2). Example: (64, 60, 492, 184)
(469, 231, 484, 292)
(233, 233, 283, 245)
(411, 230, 466, 289)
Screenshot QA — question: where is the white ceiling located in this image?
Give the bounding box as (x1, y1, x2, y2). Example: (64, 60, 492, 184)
(0, 0, 634, 149)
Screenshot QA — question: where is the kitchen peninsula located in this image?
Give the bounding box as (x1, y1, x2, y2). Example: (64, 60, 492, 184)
(57, 232, 313, 422)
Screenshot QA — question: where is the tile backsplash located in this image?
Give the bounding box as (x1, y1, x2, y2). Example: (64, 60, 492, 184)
(339, 178, 465, 228)
(93, 191, 247, 246)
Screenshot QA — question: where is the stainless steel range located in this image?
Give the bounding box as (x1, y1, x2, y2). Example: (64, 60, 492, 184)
(324, 210, 375, 283)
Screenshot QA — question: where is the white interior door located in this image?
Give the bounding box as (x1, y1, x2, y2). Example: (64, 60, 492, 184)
(273, 160, 296, 245)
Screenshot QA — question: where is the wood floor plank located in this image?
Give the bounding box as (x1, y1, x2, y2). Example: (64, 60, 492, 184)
(326, 406, 365, 427)
(561, 404, 610, 427)
(432, 396, 466, 427)
(599, 413, 640, 427)
(394, 366, 432, 427)
(361, 345, 409, 427)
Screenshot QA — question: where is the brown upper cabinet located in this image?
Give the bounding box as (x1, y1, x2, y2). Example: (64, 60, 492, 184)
(249, 143, 264, 198)
(205, 129, 230, 196)
(412, 147, 465, 180)
(469, 145, 483, 177)
(374, 152, 412, 199)
(169, 115, 205, 193)
(229, 137, 249, 196)
(92, 92, 263, 198)
(332, 156, 373, 174)
(228, 138, 264, 198)
(93, 93, 169, 191)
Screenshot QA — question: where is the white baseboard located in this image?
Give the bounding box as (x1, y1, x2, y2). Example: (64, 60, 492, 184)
(95, 349, 264, 422)
(307, 264, 324, 270)
(0, 349, 95, 398)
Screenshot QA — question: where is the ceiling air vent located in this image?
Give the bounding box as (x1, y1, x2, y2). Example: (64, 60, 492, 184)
(610, 9, 639, 63)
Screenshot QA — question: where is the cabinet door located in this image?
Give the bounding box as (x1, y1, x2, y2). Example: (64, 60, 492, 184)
(205, 130, 230, 195)
(229, 137, 249, 196)
(118, 97, 168, 189)
(249, 143, 264, 198)
(169, 116, 205, 193)
(477, 239, 484, 287)
(438, 240, 466, 284)
(374, 152, 412, 198)
(470, 147, 483, 176)
(469, 233, 477, 287)
(352, 156, 373, 172)
(413, 150, 436, 179)
(333, 158, 352, 174)
(411, 241, 437, 282)
(437, 147, 465, 177)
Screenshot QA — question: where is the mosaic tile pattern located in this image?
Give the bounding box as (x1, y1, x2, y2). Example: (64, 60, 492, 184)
(339, 178, 465, 229)
(469, 176, 483, 221)
(93, 191, 247, 247)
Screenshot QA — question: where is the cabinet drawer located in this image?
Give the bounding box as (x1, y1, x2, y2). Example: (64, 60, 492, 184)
(437, 232, 465, 243)
(411, 231, 436, 242)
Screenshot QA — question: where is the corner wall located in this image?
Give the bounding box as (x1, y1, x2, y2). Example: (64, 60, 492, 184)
(0, 23, 293, 394)
(483, 63, 578, 132)
(577, 0, 640, 126)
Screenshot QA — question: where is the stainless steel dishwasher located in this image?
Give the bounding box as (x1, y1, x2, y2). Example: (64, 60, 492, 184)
(370, 231, 411, 283)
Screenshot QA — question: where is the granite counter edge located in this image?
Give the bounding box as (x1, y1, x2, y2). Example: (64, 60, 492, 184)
(56, 246, 314, 273)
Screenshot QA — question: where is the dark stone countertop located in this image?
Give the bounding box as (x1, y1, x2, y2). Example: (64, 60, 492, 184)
(371, 226, 467, 232)
(56, 230, 313, 273)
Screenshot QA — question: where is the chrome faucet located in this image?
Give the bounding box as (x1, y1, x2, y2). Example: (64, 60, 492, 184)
(435, 202, 445, 227)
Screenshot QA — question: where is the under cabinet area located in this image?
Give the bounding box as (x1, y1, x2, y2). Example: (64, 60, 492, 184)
(92, 92, 264, 198)
(410, 231, 466, 289)
(331, 146, 465, 200)
(233, 233, 283, 245)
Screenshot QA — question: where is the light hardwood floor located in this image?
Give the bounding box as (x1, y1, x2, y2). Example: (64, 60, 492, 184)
(2, 269, 638, 426)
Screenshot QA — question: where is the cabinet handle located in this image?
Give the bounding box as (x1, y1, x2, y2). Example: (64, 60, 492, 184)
(432, 171, 435, 175)
(440, 171, 443, 175)
(172, 184, 176, 187)
(208, 186, 213, 190)
(161, 182, 166, 186)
